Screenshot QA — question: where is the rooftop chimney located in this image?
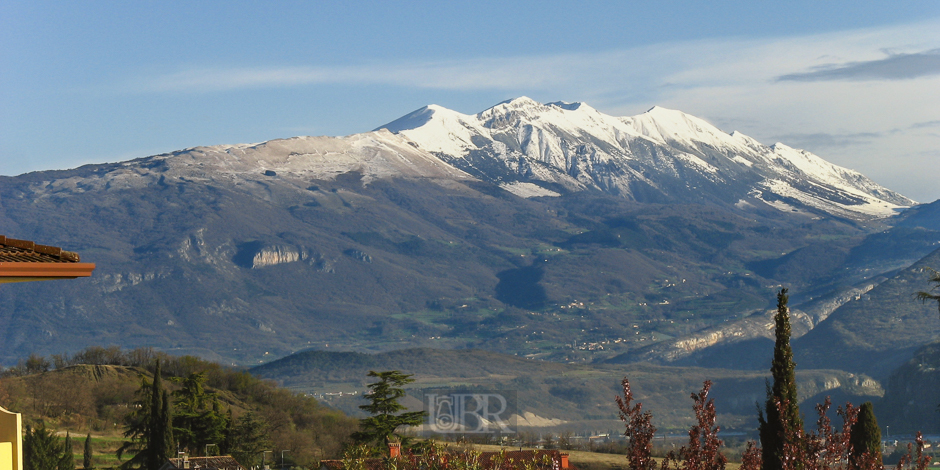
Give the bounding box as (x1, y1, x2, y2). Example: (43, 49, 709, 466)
(388, 442, 401, 458)
(560, 453, 569, 469)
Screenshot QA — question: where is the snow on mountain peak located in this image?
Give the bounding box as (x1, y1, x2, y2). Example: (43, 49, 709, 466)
(375, 97, 913, 218)
(495, 96, 541, 108)
(622, 106, 742, 150)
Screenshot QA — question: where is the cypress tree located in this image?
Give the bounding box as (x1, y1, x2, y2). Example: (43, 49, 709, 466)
(758, 288, 803, 470)
(162, 391, 174, 462)
(59, 432, 74, 470)
(849, 402, 882, 469)
(146, 361, 174, 470)
(83, 433, 93, 470)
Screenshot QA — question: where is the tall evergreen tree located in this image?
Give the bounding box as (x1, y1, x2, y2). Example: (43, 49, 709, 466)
(118, 376, 155, 469)
(849, 402, 882, 469)
(83, 433, 93, 470)
(146, 363, 166, 470)
(352, 371, 427, 450)
(24, 424, 63, 470)
(172, 372, 227, 455)
(119, 360, 174, 470)
(59, 432, 74, 470)
(148, 388, 174, 470)
(228, 412, 271, 468)
(758, 288, 803, 470)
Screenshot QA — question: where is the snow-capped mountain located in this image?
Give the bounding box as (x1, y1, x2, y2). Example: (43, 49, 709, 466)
(27, 97, 911, 222)
(379, 97, 913, 218)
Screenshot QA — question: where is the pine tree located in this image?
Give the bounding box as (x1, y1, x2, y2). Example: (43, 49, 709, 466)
(118, 376, 155, 469)
(24, 424, 63, 470)
(228, 412, 271, 468)
(172, 373, 227, 455)
(916, 267, 940, 317)
(758, 288, 803, 470)
(83, 433, 93, 470)
(352, 371, 427, 450)
(849, 402, 882, 470)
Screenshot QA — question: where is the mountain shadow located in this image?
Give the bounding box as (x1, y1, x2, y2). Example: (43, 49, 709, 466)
(495, 265, 547, 309)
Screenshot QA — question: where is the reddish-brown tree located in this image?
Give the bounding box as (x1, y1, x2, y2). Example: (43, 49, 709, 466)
(617, 377, 658, 470)
(661, 381, 727, 470)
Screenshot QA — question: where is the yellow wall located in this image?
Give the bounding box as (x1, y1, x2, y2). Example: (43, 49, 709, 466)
(1, 442, 12, 470)
(0, 406, 22, 470)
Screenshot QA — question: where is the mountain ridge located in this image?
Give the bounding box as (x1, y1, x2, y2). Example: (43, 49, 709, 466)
(376, 98, 912, 219)
(13, 97, 911, 222)
(0, 97, 933, 372)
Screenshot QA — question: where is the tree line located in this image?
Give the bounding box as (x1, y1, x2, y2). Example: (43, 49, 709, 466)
(616, 289, 930, 470)
(0, 346, 358, 469)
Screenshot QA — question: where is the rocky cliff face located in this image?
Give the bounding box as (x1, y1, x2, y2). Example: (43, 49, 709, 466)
(233, 242, 334, 271)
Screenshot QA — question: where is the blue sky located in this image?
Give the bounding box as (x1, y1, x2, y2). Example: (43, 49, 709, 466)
(3, 1, 940, 201)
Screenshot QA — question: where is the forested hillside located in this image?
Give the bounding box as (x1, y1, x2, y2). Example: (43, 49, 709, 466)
(0, 346, 357, 468)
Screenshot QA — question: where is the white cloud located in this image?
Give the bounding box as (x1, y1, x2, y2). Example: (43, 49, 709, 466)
(134, 18, 940, 94)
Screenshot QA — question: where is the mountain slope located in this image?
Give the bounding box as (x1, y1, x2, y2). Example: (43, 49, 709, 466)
(795, 247, 940, 378)
(380, 98, 912, 219)
(0, 97, 926, 368)
(879, 341, 940, 433)
(250, 347, 883, 432)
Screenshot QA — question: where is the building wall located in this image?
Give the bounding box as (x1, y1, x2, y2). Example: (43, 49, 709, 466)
(0, 406, 22, 470)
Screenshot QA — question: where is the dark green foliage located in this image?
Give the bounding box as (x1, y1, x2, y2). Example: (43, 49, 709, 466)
(24, 424, 64, 470)
(84, 433, 93, 470)
(849, 402, 882, 469)
(915, 267, 940, 316)
(148, 363, 174, 470)
(172, 373, 228, 455)
(227, 411, 271, 468)
(119, 360, 174, 470)
(352, 370, 427, 449)
(59, 433, 74, 470)
(758, 289, 802, 470)
(117, 376, 155, 469)
(159, 392, 174, 466)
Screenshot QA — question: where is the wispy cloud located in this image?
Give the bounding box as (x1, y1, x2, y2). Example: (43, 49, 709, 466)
(131, 50, 658, 94)
(129, 17, 940, 107)
(769, 132, 883, 149)
(777, 49, 940, 82)
(910, 120, 940, 129)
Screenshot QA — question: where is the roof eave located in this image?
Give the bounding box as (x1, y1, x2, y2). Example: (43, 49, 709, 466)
(0, 262, 96, 282)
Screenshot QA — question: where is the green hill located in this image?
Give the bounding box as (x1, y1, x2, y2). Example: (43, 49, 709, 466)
(0, 347, 357, 467)
(251, 347, 883, 433)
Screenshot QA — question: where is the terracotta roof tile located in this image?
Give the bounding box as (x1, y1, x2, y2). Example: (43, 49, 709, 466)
(0, 235, 81, 263)
(0, 235, 94, 281)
